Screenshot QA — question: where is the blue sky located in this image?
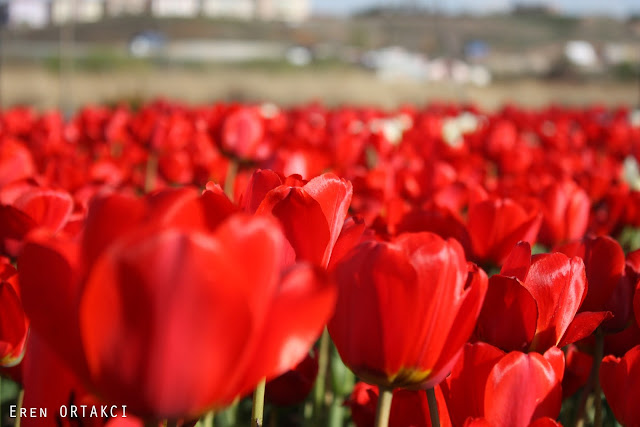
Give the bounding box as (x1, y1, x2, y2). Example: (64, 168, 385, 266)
(311, 0, 640, 17)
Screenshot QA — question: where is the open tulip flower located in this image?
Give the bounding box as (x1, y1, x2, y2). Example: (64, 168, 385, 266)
(239, 169, 353, 268)
(445, 342, 564, 427)
(600, 344, 640, 427)
(0, 181, 74, 257)
(475, 242, 611, 353)
(554, 235, 626, 315)
(537, 180, 590, 248)
(17, 187, 336, 420)
(466, 197, 542, 267)
(329, 231, 488, 390)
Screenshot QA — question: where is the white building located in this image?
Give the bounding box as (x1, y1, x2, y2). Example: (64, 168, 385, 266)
(7, 0, 49, 28)
(3, 0, 310, 26)
(151, 0, 198, 17)
(256, 0, 310, 23)
(51, 0, 104, 24)
(105, 0, 147, 16)
(201, 0, 253, 20)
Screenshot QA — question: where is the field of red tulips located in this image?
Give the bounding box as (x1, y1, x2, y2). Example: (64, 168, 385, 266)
(1, 100, 640, 427)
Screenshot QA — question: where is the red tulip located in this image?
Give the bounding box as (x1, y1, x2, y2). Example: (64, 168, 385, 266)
(20, 332, 102, 427)
(630, 252, 640, 330)
(220, 107, 268, 160)
(600, 344, 640, 427)
(446, 343, 564, 427)
(474, 274, 538, 352)
(0, 138, 35, 187)
(346, 382, 452, 427)
(554, 235, 625, 313)
(596, 250, 640, 356)
(444, 342, 505, 427)
(475, 242, 610, 352)
(396, 208, 473, 259)
(265, 351, 318, 407)
(329, 232, 488, 390)
(0, 258, 27, 367)
(327, 216, 369, 271)
(467, 198, 542, 266)
(0, 183, 74, 256)
(636, 281, 640, 329)
(562, 344, 592, 399)
(243, 171, 353, 268)
(18, 188, 336, 419)
(537, 180, 590, 247)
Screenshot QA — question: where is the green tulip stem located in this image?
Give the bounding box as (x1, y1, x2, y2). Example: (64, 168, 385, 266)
(144, 152, 158, 193)
(251, 378, 266, 427)
(426, 387, 440, 427)
(574, 327, 605, 427)
(374, 387, 393, 427)
(224, 159, 238, 200)
(328, 398, 345, 427)
(201, 411, 214, 427)
(313, 328, 331, 419)
(592, 328, 604, 427)
(14, 388, 24, 427)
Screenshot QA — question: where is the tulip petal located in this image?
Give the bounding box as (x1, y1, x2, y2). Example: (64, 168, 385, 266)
(428, 263, 488, 388)
(600, 345, 640, 427)
(327, 216, 366, 271)
(14, 189, 73, 234)
(303, 174, 353, 266)
(446, 342, 505, 427)
(242, 264, 335, 397)
(557, 311, 612, 348)
(18, 230, 87, 376)
(80, 228, 254, 417)
(240, 169, 283, 214)
(20, 333, 97, 427)
(555, 236, 625, 312)
(82, 193, 147, 267)
(468, 199, 541, 266)
(258, 186, 330, 266)
(475, 275, 538, 352)
(146, 187, 209, 230)
(524, 254, 587, 351)
(329, 240, 418, 387)
(200, 184, 239, 230)
(484, 348, 564, 427)
(500, 241, 532, 282)
(0, 281, 27, 366)
(634, 280, 640, 328)
(0, 205, 36, 240)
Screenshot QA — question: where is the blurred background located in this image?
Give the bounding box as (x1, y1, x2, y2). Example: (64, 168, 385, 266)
(0, 0, 639, 111)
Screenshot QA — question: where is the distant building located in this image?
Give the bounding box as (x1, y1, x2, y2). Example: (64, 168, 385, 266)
(256, 0, 310, 23)
(105, 0, 148, 16)
(511, 2, 558, 16)
(201, 0, 254, 21)
(151, 0, 199, 17)
(7, 0, 49, 28)
(2, 0, 310, 26)
(51, 0, 104, 24)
